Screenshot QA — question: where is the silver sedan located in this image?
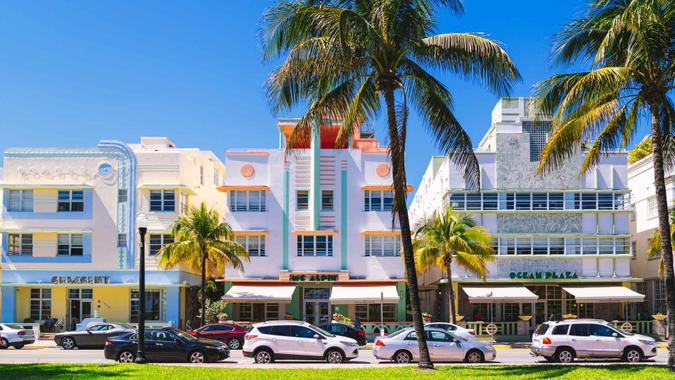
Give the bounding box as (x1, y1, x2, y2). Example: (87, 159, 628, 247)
(372, 327, 496, 364)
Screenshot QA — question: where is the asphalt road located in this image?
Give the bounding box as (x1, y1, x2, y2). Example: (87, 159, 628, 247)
(0, 346, 669, 367)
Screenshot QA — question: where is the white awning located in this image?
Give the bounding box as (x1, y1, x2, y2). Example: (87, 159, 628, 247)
(329, 285, 399, 304)
(222, 285, 296, 304)
(462, 287, 539, 303)
(563, 286, 645, 303)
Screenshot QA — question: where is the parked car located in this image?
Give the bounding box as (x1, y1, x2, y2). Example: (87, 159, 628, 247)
(319, 323, 367, 346)
(243, 320, 359, 364)
(424, 322, 477, 341)
(55, 322, 134, 350)
(188, 323, 248, 350)
(104, 328, 229, 363)
(0, 323, 36, 349)
(531, 319, 657, 363)
(372, 327, 496, 363)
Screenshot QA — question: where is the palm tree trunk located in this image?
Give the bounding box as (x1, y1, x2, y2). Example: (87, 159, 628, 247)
(446, 258, 456, 324)
(200, 252, 207, 327)
(383, 85, 433, 369)
(649, 105, 675, 371)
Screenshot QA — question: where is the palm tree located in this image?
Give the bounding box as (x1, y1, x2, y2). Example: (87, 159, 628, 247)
(647, 209, 675, 279)
(261, 0, 519, 368)
(533, 0, 675, 369)
(159, 202, 248, 327)
(414, 206, 494, 324)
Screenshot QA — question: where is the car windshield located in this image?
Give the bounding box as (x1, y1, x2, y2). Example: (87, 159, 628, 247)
(534, 323, 550, 336)
(173, 329, 199, 342)
(308, 324, 335, 338)
(4, 324, 24, 330)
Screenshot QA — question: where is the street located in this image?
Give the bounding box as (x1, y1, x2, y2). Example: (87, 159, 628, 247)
(0, 346, 669, 368)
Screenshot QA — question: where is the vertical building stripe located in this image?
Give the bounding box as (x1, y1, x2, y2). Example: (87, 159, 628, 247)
(340, 169, 348, 270)
(310, 119, 321, 230)
(282, 168, 290, 270)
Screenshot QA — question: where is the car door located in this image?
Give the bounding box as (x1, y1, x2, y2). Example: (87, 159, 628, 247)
(402, 331, 421, 360)
(78, 325, 102, 347)
(90, 325, 115, 346)
(289, 325, 325, 358)
(568, 324, 592, 358)
(588, 324, 622, 358)
(211, 325, 235, 342)
(427, 330, 463, 362)
(266, 325, 295, 356)
(150, 331, 181, 361)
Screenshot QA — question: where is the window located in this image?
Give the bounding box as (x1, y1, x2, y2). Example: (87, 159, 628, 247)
(296, 190, 309, 210)
(130, 290, 161, 322)
(552, 325, 569, 335)
(581, 193, 597, 210)
(516, 238, 531, 255)
(365, 235, 401, 257)
(483, 193, 498, 210)
(532, 193, 548, 210)
(58, 190, 84, 212)
(238, 303, 279, 322)
(532, 238, 548, 255)
(7, 234, 32, 256)
(566, 238, 580, 255)
(297, 235, 333, 256)
(30, 288, 51, 320)
(582, 238, 597, 255)
(569, 323, 590, 336)
(515, 193, 531, 210)
(549, 238, 564, 255)
(235, 235, 266, 257)
(548, 193, 564, 210)
(589, 324, 617, 337)
(7, 190, 33, 212)
(117, 234, 127, 248)
(597, 193, 614, 210)
(429, 330, 453, 342)
(598, 238, 614, 255)
(499, 238, 515, 255)
(57, 234, 83, 256)
(523, 120, 550, 161)
(213, 168, 219, 186)
(448, 193, 465, 210)
(466, 194, 482, 210)
(647, 197, 657, 218)
(68, 288, 93, 300)
(321, 190, 334, 210)
(118, 189, 128, 203)
(200, 166, 204, 185)
(292, 326, 318, 338)
(180, 193, 188, 214)
(364, 190, 393, 211)
(355, 304, 396, 322)
(229, 190, 266, 212)
(149, 234, 174, 256)
(150, 190, 175, 212)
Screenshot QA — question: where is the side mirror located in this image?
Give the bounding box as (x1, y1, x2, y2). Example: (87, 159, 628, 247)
(313, 334, 321, 339)
(612, 332, 619, 338)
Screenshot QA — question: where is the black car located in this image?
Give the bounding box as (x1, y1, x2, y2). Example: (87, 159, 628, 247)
(319, 323, 367, 346)
(55, 322, 134, 349)
(104, 328, 229, 363)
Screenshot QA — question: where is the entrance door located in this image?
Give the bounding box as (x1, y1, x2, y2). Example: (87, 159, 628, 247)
(303, 288, 331, 325)
(68, 289, 93, 330)
(534, 301, 547, 325)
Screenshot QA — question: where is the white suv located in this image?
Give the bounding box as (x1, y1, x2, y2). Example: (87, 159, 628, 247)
(243, 320, 359, 364)
(531, 319, 657, 363)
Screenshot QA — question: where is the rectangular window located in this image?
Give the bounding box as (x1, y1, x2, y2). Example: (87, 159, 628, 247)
(515, 193, 531, 210)
(549, 238, 565, 255)
(235, 235, 266, 257)
(565, 238, 580, 255)
(321, 190, 334, 210)
(365, 235, 401, 257)
(7, 233, 33, 256)
(57, 234, 84, 256)
(565, 193, 580, 210)
(532, 238, 548, 255)
(581, 193, 597, 210)
(149, 234, 174, 256)
(614, 193, 628, 210)
(615, 238, 628, 255)
(58, 190, 84, 212)
(130, 290, 161, 322)
(582, 238, 597, 255)
(117, 233, 127, 248)
(548, 193, 564, 210)
(200, 166, 204, 185)
(516, 238, 532, 255)
(598, 238, 614, 255)
(532, 193, 548, 210)
(504, 193, 516, 210)
(118, 189, 128, 203)
(499, 238, 515, 255)
(465, 194, 482, 210)
(482, 193, 498, 210)
(364, 190, 394, 211)
(647, 197, 657, 218)
(30, 288, 51, 320)
(213, 168, 219, 186)
(296, 190, 309, 210)
(296, 235, 333, 256)
(7, 190, 33, 212)
(149, 190, 175, 212)
(354, 304, 396, 322)
(597, 193, 614, 210)
(448, 193, 465, 210)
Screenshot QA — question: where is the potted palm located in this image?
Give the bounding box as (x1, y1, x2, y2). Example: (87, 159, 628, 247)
(422, 313, 432, 322)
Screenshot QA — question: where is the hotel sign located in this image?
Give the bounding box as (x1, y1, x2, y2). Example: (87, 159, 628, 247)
(51, 276, 111, 285)
(509, 271, 578, 280)
(289, 273, 339, 282)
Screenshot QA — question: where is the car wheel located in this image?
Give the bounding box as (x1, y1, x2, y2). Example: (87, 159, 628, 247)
(61, 337, 76, 350)
(227, 338, 241, 350)
(254, 348, 274, 364)
(189, 350, 206, 364)
(393, 350, 412, 364)
(0, 338, 8, 350)
(555, 348, 575, 363)
(623, 347, 643, 363)
(13, 345, 24, 350)
(118, 350, 135, 363)
(325, 349, 344, 364)
(464, 349, 484, 363)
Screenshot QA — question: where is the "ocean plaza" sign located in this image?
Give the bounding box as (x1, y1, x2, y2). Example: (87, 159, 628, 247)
(509, 271, 578, 280)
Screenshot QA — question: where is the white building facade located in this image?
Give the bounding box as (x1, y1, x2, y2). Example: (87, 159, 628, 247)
(410, 98, 645, 336)
(219, 120, 408, 331)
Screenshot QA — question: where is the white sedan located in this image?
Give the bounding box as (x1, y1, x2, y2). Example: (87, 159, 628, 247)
(0, 323, 36, 349)
(424, 322, 477, 341)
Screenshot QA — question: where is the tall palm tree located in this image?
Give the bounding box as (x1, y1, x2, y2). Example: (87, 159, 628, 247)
(414, 206, 494, 323)
(647, 209, 675, 279)
(262, 0, 519, 368)
(159, 202, 248, 327)
(533, 0, 675, 369)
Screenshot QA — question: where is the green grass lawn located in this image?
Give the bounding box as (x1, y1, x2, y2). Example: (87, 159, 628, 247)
(0, 364, 671, 380)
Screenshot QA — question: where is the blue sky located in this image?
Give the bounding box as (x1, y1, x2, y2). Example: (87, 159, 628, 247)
(0, 1, 647, 188)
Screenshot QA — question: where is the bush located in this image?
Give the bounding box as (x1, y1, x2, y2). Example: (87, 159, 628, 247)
(197, 299, 227, 324)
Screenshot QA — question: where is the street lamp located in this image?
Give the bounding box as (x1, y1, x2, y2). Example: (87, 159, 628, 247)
(135, 212, 148, 364)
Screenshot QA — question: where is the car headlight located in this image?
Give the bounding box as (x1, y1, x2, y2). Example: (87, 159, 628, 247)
(638, 339, 655, 345)
(204, 345, 217, 349)
(486, 345, 496, 351)
(341, 341, 358, 347)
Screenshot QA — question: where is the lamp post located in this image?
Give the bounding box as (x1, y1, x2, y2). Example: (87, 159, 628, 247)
(135, 212, 148, 364)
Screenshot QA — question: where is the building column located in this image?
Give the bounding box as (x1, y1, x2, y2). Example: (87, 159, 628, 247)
(165, 287, 180, 328)
(282, 166, 290, 271)
(1, 286, 16, 322)
(340, 163, 348, 270)
(310, 118, 321, 230)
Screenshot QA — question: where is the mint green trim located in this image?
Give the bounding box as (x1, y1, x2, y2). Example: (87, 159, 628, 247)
(396, 282, 407, 321)
(310, 119, 321, 230)
(223, 282, 234, 316)
(286, 287, 301, 319)
(340, 170, 348, 270)
(282, 169, 290, 270)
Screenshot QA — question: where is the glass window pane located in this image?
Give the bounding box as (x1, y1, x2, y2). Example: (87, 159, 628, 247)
(499, 238, 515, 255)
(598, 238, 614, 254)
(370, 191, 382, 211)
(249, 191, 260, 212)
(382, 191, 393, 211)
(533, 238, 548, 255)
(597, 193, 613, 210)
(582, 238, 597, 255)
(532, 194, 547, 210)
(449, 193, 465, 210)
(581, 193, 596, 210)
(482, 193, 498, 210)
(548, 193, 564, 210)
(549, 238, 564, 255)
(466, 194, 481, 210)
(21, 190, 33, 211)
(565, 238, 580, 255)
(515, 193, 531, 210)
(516, 238, 531, 255)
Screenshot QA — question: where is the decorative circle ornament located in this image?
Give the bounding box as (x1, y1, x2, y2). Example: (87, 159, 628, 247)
(485, 323, 498, 336)
(240, 164, 255, 178)
(376, 163, 390, 177)
(98, 162, 114, 178)
(620, 322, 633, 333)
